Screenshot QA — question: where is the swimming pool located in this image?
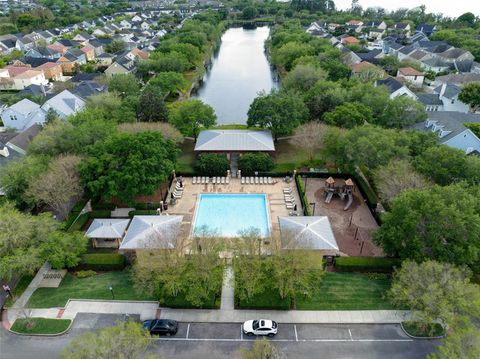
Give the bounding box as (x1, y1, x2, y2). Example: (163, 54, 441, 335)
(193, 194, 270, 237)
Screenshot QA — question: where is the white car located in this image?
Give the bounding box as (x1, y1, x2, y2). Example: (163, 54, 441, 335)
(242, 319, 278, 337)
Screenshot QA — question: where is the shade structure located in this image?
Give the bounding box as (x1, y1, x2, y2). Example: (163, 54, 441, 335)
(85, 218, 131, 239)
(120, 215, 183, 250)
(194, 130, 275, 152)
(278, 216, 339, 251)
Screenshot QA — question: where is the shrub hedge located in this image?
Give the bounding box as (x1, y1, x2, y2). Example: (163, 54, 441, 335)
(128, 210, 159, 217)
(193, 153, 230, 176)
(238, 153, 275, 175)
(335, 257, 401, 273)
(81, 253, 126, 271)
(91, 203, 116, 210)
(296, 175, 312, 216)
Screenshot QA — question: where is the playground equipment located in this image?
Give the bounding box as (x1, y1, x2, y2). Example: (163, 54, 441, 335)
(323, 177, 355, 211)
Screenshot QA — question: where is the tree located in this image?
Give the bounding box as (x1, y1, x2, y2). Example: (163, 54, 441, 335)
(237, 153, 274, 175)
(108, 74, 140, 97)
(118, 122, 183, 144)
(147, 72, 187, 99)
(28, 155, 83, 220)
(193, 154, 230, 176)
(323, 102, 373, 128)
(413, 145, 480, 185)
(168, 99, 216, 141)
(428, 319, 480, 359)
(238, 338, 285, 359)
(374, 184, 480, 267)
(379, 55, 401, 76)
(376, 96, 427, 128)
(0, 155, 49, 210)
(282, 64, 327, 93)
(45, 108, 59, 124)
(105, 40, 125, 54)
(247, 91, 308, 141)
(60, 321, 160, 359)
(304, 81, 347, 120)
(373, 159, 432, 202)
(80, 132, 177, 203)
(389, 261, 480, 329)
(458, 82, 480, 113)
(289, 122, 327, 162)
(242, 6, 258, 20)
(138, 88, 168, 122)
(456, 12, 476, 27)
(40, 231, 87, 270)
(87, 92, 136, 123)
(272, 42, 314, 71)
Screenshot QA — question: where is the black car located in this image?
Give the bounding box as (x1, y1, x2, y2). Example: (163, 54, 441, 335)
(143, 319, 178, 336)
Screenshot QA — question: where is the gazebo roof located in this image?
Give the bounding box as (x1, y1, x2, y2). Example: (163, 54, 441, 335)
(194, 130, 275, 152)
(326, 177, 335, 184)
(85, 218, 131, 239)
(278, 216, 339, 251)
(120, 215, 183, 250)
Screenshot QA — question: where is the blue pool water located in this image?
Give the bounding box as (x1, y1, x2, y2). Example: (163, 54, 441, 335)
(193, 194, 270, 237)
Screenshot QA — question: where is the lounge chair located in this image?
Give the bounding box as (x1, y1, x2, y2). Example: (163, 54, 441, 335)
(212, 177, 216, 184)
(268, 177, 272, 184)
(286, 203, 295, 209)
(241, 177, 245, 184)
(283, 188, 292, 194)
(221, 177, 225, 184)
(254, 177, 258, 184)
(226, 177, 230, 184)
(259, 177, 263, 184)
(246, 177, 250, 184)
(192, 177, 196, 184)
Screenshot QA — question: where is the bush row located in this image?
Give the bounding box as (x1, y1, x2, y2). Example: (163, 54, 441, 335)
(128, 210, 159, 217)
(68, 210, 112, 232)
(296, 175, 312, 216)
(80, 253, 126, 271)
(335, 257, 401, 273)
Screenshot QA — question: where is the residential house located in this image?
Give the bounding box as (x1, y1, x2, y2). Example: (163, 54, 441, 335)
(328, 23, 341, 31)
(365, 20, 387, 30)
(346, 20, 364, 26)
(416, 93, 444, 112)
(341, 36, 360, 46)
(433, 83, 470, 113)
(0, 35, 18, 54)
(80, 47, 95, 61)
(72, 80, 107, 100)
(41, 89, 86, 119)
(375, 77, 417, 99)
(37, 30, 54, 44)
(17, 83, 50, 98)
(340, 48, 362, 66)
(4, 124, 43, 155)
(306, 21, 325, 35)
(369, 27, 386, 40)
(25, 46, 61, 60)
(86, 38, 105, 56)
(416, 24, 437, 36)
(350, 61, 387, 80)
(35, 61, 63, 81)
(413, 112, 480, 154)
(0, 98, 46, 131)
(47, 43, 67, 55)
(397, 67, 424, 88)
(356, 49, 383, 65)
(73, 32, 94, 45)
(0, 66, 48, 91)
(434, 73, 480, 87)
(96, 52, 114, 67)
(104, 58, 135, 76)
(120, 20, 132, 29)
(15, 35, 36, 51)
(391, 23, 411, 37)
(140, 21, 151, 31)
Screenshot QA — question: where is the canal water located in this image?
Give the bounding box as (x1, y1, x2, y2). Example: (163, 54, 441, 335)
(193, 26, 277, 125)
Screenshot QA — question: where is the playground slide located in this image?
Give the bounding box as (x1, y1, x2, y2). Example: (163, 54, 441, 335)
(344, 193, 353, 211)
(325, 192, 334, 204)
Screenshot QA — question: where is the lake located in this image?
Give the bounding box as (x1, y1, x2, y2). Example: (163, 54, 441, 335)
(193, 26, 277, 125)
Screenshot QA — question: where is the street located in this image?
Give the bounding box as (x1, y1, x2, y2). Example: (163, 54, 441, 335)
(0, 314, 440, 358)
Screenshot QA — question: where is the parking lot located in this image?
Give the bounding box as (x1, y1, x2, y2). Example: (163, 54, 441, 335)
(151, 322, 412, 343)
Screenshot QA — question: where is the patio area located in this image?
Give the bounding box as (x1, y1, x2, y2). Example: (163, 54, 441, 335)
(163, 176, 301, 245)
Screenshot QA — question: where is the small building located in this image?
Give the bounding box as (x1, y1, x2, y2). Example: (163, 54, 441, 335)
(412, 112, 480, 155)
(0, 99, 46, 131)
(85, 218, 131, 249)
(433, 83, 470, 113)
(375, 77, 417, 99)
(194, 130, 275, 158)
(35, 61, 63, 81)
(278, 216, 339, 253)
(341, 36, 360, 46)
(416, 93, 444, 112)
(120, 215, 184, 250)
(397, 67, 424, 87)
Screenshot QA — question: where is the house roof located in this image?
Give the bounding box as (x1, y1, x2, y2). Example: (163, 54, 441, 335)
(439, 48, 470, 59)
(350, 61, 384, 75)
(195, 130, 275, 152)
(15, 70, 43, 79)
(35, 61, 60, 70)
(5, 66, 30, 77)
(7, 124, 42, 152)
(398, 67, 423, 76)
(434, 83, 462, 99)
(342, 36, 360, 44)
(416, 93, 443, 106)
(435, 73, 480, 86)
(41, 90, 85, 117)
(80, 46, 94, 53)
(72, 81, 106, 100)
(85, 218, 131, 239)
(376, 77, 404, 94)
(279, 216, 339, 251)
(120, 215, 183, 250)
(0, 140, 23, 169)
(18, 84, 49, 98)
(413, 112, 480, 144)
(8, 98, 40, 115)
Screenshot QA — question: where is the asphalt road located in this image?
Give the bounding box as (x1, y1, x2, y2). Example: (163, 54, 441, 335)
(0, 314, 440, 359)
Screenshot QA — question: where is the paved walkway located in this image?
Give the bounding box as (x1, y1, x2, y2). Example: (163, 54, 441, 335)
(220, 267, 234, 310)
(11, 262, 51, 309)
(111, 207, 135, 217)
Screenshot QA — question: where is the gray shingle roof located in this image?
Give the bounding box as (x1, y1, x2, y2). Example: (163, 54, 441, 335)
(416, 93, 443, 106)
(434, 83, 462, 99)
(376, 77, 403, 94)
(195, 130, 275, 152)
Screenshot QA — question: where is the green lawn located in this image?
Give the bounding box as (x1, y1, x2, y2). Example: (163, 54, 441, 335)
(176, 139, 196, 173)
(11, 318, 71, 335)
(4, 275, 34, 307)
(273, 139, 325, 173)
(237, 272, 394, 310)
(27, 270, 155, 308)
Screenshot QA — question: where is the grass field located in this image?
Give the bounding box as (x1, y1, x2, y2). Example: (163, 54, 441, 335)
(176, 139, 196, 173)
(11, 318, 71, 335)
(237, 272, 394, 310)
(273, 139, 325, 173)
(4, 275, 34, 307)
(27, 270, 154, 308)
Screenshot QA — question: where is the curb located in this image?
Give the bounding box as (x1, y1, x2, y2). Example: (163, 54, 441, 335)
(7, 318, 73, 337)
(1, 309, 11, 330)
(400, 322, 445, 340)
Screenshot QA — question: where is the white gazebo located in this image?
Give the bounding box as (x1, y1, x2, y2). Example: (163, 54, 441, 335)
(278, 216, 339, 252)
(85, 218, 131, 248)
(120, 215, 183, 250)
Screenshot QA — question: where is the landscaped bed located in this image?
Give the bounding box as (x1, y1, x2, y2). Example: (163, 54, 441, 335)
(27, 269, 155, 308)
(10, 318, 71, 335)
(236, 272, 394, 310)
(402, 321, 445, 338)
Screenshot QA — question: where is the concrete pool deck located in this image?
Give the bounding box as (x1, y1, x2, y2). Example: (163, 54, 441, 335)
(164, 177, 301, 243)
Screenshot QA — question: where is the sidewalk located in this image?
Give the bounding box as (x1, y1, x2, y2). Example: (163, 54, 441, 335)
(11, 262, 51, 309)
(220, 267, 234, 310)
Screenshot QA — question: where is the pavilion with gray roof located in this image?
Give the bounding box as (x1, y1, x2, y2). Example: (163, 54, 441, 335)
(194, 130, 275, 154)
(85, 218, 131, 248)
(278, 216, 339, 252)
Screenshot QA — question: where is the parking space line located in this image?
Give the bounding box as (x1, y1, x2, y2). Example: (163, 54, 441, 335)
(240, 325, 243, 341)
(186, 324, 190, 339)
(348, 329, 353, 341)
(150, 338, 413, 343)
(294, 325, 298, 342)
